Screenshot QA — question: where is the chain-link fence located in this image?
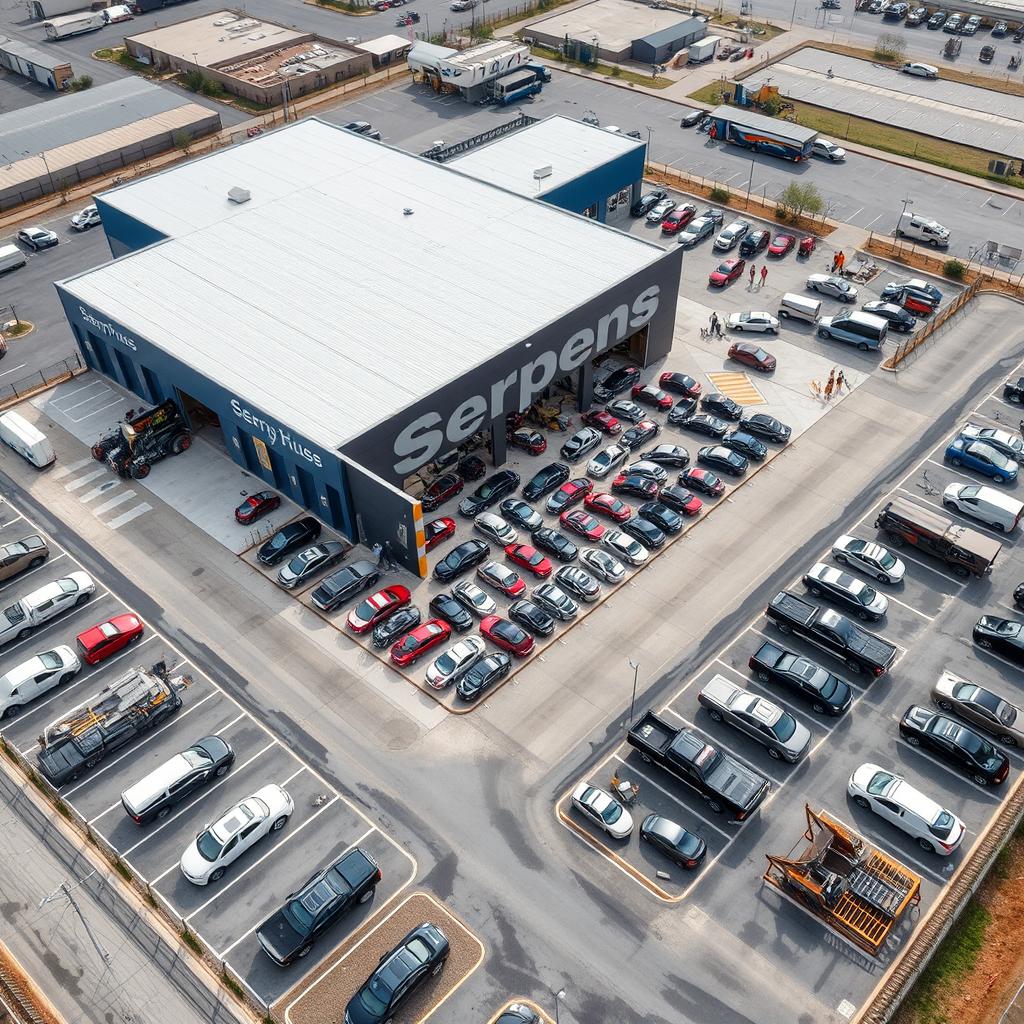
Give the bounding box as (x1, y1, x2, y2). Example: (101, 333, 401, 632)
(0, 355, 83, 408)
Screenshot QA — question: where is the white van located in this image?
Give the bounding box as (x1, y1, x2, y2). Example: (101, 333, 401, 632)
(896, 214, 950, 248)
(778, 293, 821, 324)
(0, 412, 56, 468)
(0, 244, 27, 274)
(943, 483, 1024, 532)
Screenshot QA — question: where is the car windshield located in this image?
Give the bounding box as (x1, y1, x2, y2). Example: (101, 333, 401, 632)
(716, 262, 733, 274)
(771, 713, 797, 742)
(38, 651, 62, 670)
(930, 811, 956, 839)
(867, 770, 894, 796)
(857, 584, 878, 605)
(434, 652, 457, 674)
(196, 829, 224, 862)
(599, 800, 622, 825)
(359, 982, 390, 1017)
(286, 896, 316, 931)
(811, 669, 838, 699)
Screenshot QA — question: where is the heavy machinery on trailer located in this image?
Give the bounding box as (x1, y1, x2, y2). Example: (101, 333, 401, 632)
(764, 805, 921, 955)
(91, 400, 191, 479)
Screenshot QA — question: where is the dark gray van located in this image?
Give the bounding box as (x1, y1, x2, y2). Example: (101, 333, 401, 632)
(817, 310, 888, 351)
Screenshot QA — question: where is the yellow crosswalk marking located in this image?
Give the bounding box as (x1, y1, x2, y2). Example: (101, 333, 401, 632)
(706, 371, 766, 406)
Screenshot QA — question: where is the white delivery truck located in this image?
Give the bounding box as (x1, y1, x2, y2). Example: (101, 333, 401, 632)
(0, 412, 56, 468)
(688, 35, 722, 64)
(0, 245, 27, 275)
(43, 10, 105, 39)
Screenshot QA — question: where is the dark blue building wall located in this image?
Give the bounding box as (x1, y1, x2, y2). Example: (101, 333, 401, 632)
(95, 197, 168, 258)
(539, 146, 646, 222)
(55, 285, 357, 539)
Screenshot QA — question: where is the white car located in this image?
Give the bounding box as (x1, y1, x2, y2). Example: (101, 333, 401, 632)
(588, 444, 628, 479)
(602, 530, 649, 567)
(714, 219, 751, 251)
(180, 784, 294, 884)
(848, 764, 965, 855)
(580, 547, 626, 584)
(958, 423, 1024, 462)
(474, 512, 517, 546)
(807, 274, 858, 302)
(0, 646, 80, 719)
(943, 483, 1021, 531)
(452, 580, 497, 617)
(69, 205, 101, 231)
(16, 227, 58, 250)
(832, 535, 905, 584)
(901, 61, 938, 78)
(727, 311, 779, 334)
(804, 562, 888, 620)
(571, 782, 633, 839)
(626, 460, 669, 484)
(425, 636, 486, 689)
(812, 139, 846, 162)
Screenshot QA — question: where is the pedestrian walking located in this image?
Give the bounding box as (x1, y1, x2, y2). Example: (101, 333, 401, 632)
(714, 317, 724, 338)
(371, 541, 383, 566)
(824, 368, 836, 401)
(760, 265, 768, 289)
(831, 252, 840, 273)
(836, 250, 846, 274)
(1018, 418, 1024, 438)
(381, 540, 395, 571)
(709, 312, 719, 336)
(748, 263, 756, 288)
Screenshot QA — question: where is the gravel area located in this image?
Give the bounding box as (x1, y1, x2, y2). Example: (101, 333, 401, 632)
(278, 892, 484, 1024)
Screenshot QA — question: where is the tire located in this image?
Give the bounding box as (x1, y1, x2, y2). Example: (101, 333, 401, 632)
(28, 556, 45, 570)
(3, 704, 22, 720)
(708, 708, 723, 722)
(756, 670, 770, 683)
(59, 672, 74, 685)
(768, 748, 782, 760)
(16, 627, 31, 640)
(171, 434, 192, 455)
(431, 960, 444, 978)
(834, 553, 848, 565)
(949, 457, 962, 467)
(936, 699, 954, 712)
(896, 229, 904, 238)
(978, 638, 992, 648)
(214, 763, 230, 777)
(75, 593, 90, 607)
(887, 533, 905, 547)
(85, 756, 100, 768)
(854, 795, 870, 809)
(209, 867, 226, 883)
(929, 239, 940, 248)
(129, 631, 142, 644)
(858, 610, 870, 621)
(846, 659, 863, 674)
(1009, 393, 1022, 404)
(808, 585, 822, 596)
(812, 701, 826, 714)
(972, 774, 989, 786)
(1001, 734, 1018, 747)
(776, 622, 792, 634)
(877, 573, 890, 583)
(817, 329, 831, 340)
(917, 838, 934, 853)
(707, 798, 724, 814)
(131, 462, 151, 480)
(271, 815, 289, 831)
(943, 499, 957, 511)
(905, 734, 921, 746)
(993, 473, 1007, 485)
(359, 886, 375, 905)
(857, 343, 869, 351)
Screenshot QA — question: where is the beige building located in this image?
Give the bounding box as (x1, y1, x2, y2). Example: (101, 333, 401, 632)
(125, 11, 372, 106)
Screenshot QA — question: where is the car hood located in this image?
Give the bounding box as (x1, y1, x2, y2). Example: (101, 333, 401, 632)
(180, 842, 212, 881)
(258, 908, 305, 962)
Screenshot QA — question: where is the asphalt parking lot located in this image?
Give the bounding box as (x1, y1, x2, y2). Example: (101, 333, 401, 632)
(0, 498, 416, 1008)
(557, 349, 1024, 961)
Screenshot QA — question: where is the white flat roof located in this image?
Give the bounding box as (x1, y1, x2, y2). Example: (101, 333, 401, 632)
(529, 0, 696, 50)
(64, 119, 667, 454)
(355, 34, 413, 57)
(450, 115, 643, 196)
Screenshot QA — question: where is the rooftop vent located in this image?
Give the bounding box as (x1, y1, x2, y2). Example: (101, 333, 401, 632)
(533, 165, 552, 180)
(227, 186, 251, 204)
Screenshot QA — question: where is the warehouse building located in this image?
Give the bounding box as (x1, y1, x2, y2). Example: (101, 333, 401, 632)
(353, 33, 414, 69)
(0, 35, 73, 90)
(0, 78, 219, 213)
(125, 11, 372, 107)
(56, 118, 681, 574)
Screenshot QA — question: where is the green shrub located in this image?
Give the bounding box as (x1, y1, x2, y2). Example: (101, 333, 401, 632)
(944, 259, 966, 280)
(709, 185, 730, 204)
(183, 69, 204, 92)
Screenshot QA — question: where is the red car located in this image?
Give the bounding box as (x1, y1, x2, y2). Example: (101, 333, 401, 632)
(659, 372, 702, 399)
(582, 410, 622, 436)
(421, 473, 463, 513)
(660, 485, 703, 517)
(347, 585, 412, 633)
(547, 478, 592, 514)
(709, 258, 745, 287)
(728, 342, 777, 373)
(661, 204, 697, 234)
(901, 293, 935, 316)
(681, 468, 726, 497)
(767, 233, 796, 257)
(630, 384, 673, 411)
(390, 619, 451, 666)
(560, 509, 606, 542)
(506, 428, 547, 455)
(504, 543, 552, 578)
(424, 517, 456, 552)
(234, 490, 280, 525)
(584, 492, 632, 522)
(480, 615, 534, 657)
(76, 613, 144, 665)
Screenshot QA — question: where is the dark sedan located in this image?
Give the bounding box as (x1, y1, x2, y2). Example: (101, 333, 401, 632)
(499, 498, 543, 531)
(310, 559, 380, 612)
(698, 445, 748, 477)
(522, 462, 570, 501)
(642, 444, 690, 468)
(740, 413, 791, 443)
(667, 398, 698, 424)
(862, 301, 917, 333)
(681, 468, 725, 497)
(509, 599, 555, 637)
(630, 188, 668, 217)
(722, 431, 768, 462)
(593, 365, 642, 401)
(278, 541, 348, 589)
(739, 229, 770, 257)
(344, 922, 449, 1023)
(659, 485, 703, 515)
(457, 653, 512, 701)
(677, 413, 728, 439)
(257, 517, 322, 566)
(428, 592, 474, 633)
(701, 393, 743, 421)
(433, 539, 490, 582)
(506, 428, 547, 455)
(531, 527, 578, 562)
(659, 371, 702, 398)
(372, 606, 421, 649)
(638, 502, 684, 535)
(748, 644, 852, 715)
(1004, 377, 1024, 403)
(620, 420, 660, 451)
(560, 427, 603, 462)
(621, 516, 666, 550)
(611, 473, 659, 500)
(900, 705, 1009, 786)
(554, 565, 601, 602)
(974, 616, 1024, 666)
(420, 473, 463, 512)
(458, 471, 520, 517)
(640, 814, 706, 869)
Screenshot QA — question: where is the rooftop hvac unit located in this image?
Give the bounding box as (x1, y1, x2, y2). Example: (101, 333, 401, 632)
(227, 186, 251, 204)
(533, 165, 552, 180)
(212, 14, 240, 25)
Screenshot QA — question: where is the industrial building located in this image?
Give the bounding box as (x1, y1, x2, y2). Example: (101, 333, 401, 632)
(526, 0, 707, 64)
(353, 33, 414, 69)
(408, 39, 530, 102)
(0, 78, 219, 213)
(0, 35, 73, 89)
(55, 117, 681, 574)
(125, 11, 372, 107)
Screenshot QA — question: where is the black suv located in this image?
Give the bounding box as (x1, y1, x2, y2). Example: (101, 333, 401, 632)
(457, 470, 520, 517)
(257, 517, 322, 566)
(739, 229, 770, 256)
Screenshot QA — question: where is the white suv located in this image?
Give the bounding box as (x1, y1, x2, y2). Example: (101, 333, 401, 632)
(713, 220, 750, 252)
(848, 763, 965, 855)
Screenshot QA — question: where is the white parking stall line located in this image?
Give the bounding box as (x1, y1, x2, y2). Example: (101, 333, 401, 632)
(925, 458, 981, 485)
(88, 797, 126, 825)
(1, 591, 111, 659)
(91, 491, 136, 516)
(0, 513, 24, 529)
(610, 753, 732, 840)
(52, 457, 95, 480)
(120, 740, 278, 860)
(966, 409, 1017, 432)
(62, 691, 219, 797)
(897, 738, 1004, 798)
(280, 765, 307, 787)
(215, 824, 376, 960)
(65, 469, 108, 492)
(827, 809, 951, 885)
(51, 381, 106, 409)
(0, 363, 27, 379)
(79, 480, 120, 504)
(216, 712, 246, 735)
(69, 397, 125, 423)
(184, 797, 341, 922)
(882, 592, 935, 621)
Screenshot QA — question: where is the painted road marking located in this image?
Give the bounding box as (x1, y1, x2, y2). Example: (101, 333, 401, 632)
(706, 371, 766, 406)
(106, 504, 153, 530)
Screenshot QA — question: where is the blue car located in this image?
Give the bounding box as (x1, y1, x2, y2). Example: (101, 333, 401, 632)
(945, 437, 1018, 484)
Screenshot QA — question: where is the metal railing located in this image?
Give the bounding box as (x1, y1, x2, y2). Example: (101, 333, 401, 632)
(421, 113, 538, 161)
(883, 277, 981, 370)
(0, 355, 83, 407)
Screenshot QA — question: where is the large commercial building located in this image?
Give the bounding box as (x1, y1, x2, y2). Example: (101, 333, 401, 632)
(56, 118, 681, 574)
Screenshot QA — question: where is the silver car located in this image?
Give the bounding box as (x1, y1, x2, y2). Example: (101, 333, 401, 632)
(425, 636, 486, 689)
(714, 219, 751, 251)
(932, 670, 1024, 746)
(474, 512, 517, 546)
(588, 444, 628, 480)
(580, 547, 626, 584)
(554, 565, 601, 603)
(277, 541, 347, 589)
(602, 530, 649, 566)
(832, 535, 905, 584)
(803, 562, 888, 620)
(626, 460, 669, 485)
(807, 274, 858, 303)
(646, 198, 676, 224)
(678, 216, 715, 249)
(452, 580, 497, 618)
(531, 582, 578, 621)
(17, 227, 58, 250)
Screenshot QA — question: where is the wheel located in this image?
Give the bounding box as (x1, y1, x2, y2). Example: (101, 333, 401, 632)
(943, 499, 957, 511)
(708, 708, 723, 722)
(214, 763, 230, 777)
(1001, 734, 1018, 746)
(876, 573, 890, 583)
(994, 523, 1006, 532)
(16, 627, 31, 640)
(858, 610, 870, 621)
(91, 443, 106, 461)
(28, 556, 45, 570)
(776, 622, 792, 634)
(936, 700, 954, 712)
(808, 585, 822, 596)
(972, 774, 989, 786)
(905, 734, 921, 746)
(59, 672, 74, 685)
(3, 704, 22, 720)
(271, 815, 289, 831)
(131, 462, 150, 479)
(896, 229, 904, 238)
(639, 751, 652, 764)
(950, 457, 962, 467)
(993, 473, 1007, 484)
(129, 631, 142, 644)
(857, 343, 869, 351)
(1009, 393, 1022, 404)
(756, 670, 770, 683)
(297, 943, 313, 959)
(978, 638, 993, 648)
(707, 799, 724, 814)
(768, 747, 782, 760)
(85, 756, 100, 768)
(75, 593, 90, 607)
(887, 533, 905, 547)
(846, 659, 862, 674)
(817, 329, 831, 340)
(917, 838, 935, 853)
(359, 886, 375, 904)
(171, 434, 191, 455)
(853, 795, 870, 809)
(929, 239, 940, 248)
(209, 867, 226, 883)
(812, 701, 826, 714)
(157, 806, 171, 820)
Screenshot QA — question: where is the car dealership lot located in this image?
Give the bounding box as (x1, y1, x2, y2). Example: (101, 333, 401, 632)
(0, 501, 416, 1008)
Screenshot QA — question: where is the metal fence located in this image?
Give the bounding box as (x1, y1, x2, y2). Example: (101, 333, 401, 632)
(883, 277, 981, 369)
(0, 355, 83, 407)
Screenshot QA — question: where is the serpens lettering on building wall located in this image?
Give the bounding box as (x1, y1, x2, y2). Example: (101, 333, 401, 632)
(79, 306, 138, 351)
(391, 285, 661, 476)
(229, 399, 324, 469)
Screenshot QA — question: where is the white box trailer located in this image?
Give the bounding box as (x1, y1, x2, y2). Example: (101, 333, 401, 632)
(0, 412, 56, 468)
(43, 10, 104, 38)
(28, 0, 88, 19)
(688, 35, 722, 63)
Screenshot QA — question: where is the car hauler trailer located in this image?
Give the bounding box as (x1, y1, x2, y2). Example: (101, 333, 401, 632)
(708, 104, 817, 162)
(764, 805, 921, 955)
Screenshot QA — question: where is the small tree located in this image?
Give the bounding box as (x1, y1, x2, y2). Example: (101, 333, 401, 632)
(68, 74, 93, 92)
(759, 95, 781, 117)
(943, 259, 966, 280)
(173, 130, 192, 156)
(183, 68, 204, 92)
(778, 181, 823, 221)
(709, 185, 731, 204)
(874, 32, 906, 61)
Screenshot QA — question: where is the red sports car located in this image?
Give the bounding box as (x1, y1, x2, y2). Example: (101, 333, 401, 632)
(347, 585, 412, 633)
(681, 468, 726, 497)
(547, 479, 593, 514)
(767, 233, 796, 257)
(76, 613, 144, 665)
(506, 428, 547, 455)
(560, 509, 606, 542)
(421, 473, 463, 513)
(390, 619, 451, 667)
(480, 615, 534, 657)
(659, 372, 702, 399)
(424, 517, 456, 552)
(709, 258, 745, 287)
(504, 543, 552, 578)
(234, 490, 280, 525)
(584, 492, 632, 522)
(901, 293, 935, 316)
(728, 342, 777, 373)
(630, 384, 673, 411)
(661, 204, 697, 234)
(582, 410, 622, 436)
(661, 485, 704, 516)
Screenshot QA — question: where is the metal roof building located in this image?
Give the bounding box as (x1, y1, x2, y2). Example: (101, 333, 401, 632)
(56, 117, 683, 573)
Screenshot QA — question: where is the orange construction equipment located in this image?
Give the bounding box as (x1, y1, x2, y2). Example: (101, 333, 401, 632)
(764, 805, 921, 956)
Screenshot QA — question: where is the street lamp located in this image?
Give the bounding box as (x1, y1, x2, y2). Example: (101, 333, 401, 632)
(645, 124, 653, 161)
(628, 659, 640, 726)
(895, 196, 913, 236)
(745, 152, 756, 208)
(553, 987, 567, 1024)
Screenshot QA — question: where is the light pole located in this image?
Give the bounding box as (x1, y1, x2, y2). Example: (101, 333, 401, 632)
(789, 0, 798, 29)
(645, 124, 653, 162)
(745, 151, 756, 208)
(895, 196, 913, 236)
(628, 659, 639, 726)
(553, 987, 566, 1024)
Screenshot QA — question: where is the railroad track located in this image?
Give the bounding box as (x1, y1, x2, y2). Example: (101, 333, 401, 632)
(0, 951, 50, 1024)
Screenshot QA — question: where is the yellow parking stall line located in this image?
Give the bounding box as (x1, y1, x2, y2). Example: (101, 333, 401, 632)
(706, 371, 766, 406)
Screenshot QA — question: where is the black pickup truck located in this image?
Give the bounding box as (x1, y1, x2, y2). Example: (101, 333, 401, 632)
(256, 848, 381, 965)
(765, 591, 897, 677)
(627, 711, 770, 819)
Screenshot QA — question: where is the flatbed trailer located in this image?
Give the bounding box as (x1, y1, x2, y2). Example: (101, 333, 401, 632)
(764, 805, 920, 955)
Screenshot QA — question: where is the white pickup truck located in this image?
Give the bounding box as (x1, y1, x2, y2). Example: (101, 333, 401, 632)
(0, 572, 95, 647)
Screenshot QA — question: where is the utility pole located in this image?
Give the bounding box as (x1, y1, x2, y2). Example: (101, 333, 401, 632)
(40, 882, 112, 968)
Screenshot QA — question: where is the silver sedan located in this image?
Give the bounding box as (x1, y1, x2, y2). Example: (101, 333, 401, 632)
(831, 534, 905, 584)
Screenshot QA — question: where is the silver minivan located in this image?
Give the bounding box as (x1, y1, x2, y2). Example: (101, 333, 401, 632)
(817, 310, 888, 351)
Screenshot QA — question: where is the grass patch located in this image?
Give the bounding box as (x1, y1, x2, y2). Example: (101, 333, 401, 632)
(310, 0, 375, 12)
(181, 929, 204, 956)
(229, 94, 274, 113)
(688, 80, 734, 105)
(4, 322, 30, 338)
(527, 44, 673, 88)
(221, 971, 244, 1000)
(111, 857, 133, 883)
(902, 901, 991, 1023)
